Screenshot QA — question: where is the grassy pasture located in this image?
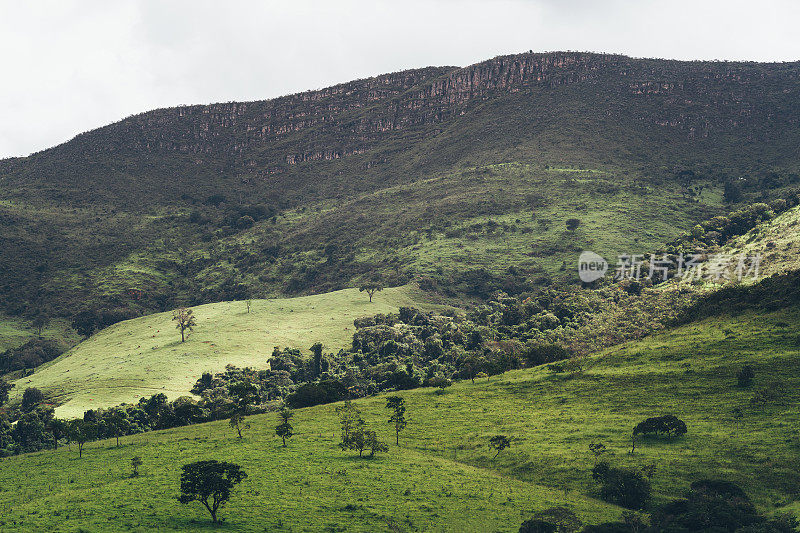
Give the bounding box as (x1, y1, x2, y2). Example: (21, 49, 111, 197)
(0, 306, 797, 531)
(10, 284, 440, 418)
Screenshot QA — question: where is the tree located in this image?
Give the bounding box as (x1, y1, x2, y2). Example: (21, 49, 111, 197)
(106, 409, 130, 447)
(386, 396, 407, 445)
(275, 407, 294, 446)
(177, 460, 247, 523)
(489, 435, 511, 458)
(71, 309, 98, 338)
(310, 342, 324, 377)
(0, 379, 12, 407)
(32, 313, 50, 337)
(245, 299, 252, 314)
(67, 419, 96, 458)
(591, 461, 651, 510)
(228, 380, 259, 411)
(737, 365, 755, 388)
(131, 456, 143, 477)
(364, 429, 388, 457)
(691, 224, 705, 239)
(229, 412, 250, 439)
(172, 307, 196, 343)
(48, 417, 68, 449)
(632, 415, 687, 452)
(566, 218, 582, 232)
(335, 399, 363, 444)
(359, 283, 383, 303)
(528, 507, 582, 533)
(589, 442, 607, 464)
(21, 387, 44, 411)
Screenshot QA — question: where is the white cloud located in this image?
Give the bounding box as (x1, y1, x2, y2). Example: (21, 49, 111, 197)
(1, 0, 798, 158)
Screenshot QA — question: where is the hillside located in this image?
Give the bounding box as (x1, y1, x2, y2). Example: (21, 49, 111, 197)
(1, 51, 800, 321)
(10, 285, 440, 418)
(0, 305, 797, 531)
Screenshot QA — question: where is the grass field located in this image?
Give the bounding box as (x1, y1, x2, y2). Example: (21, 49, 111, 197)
(10, 284, 442, 418)
(0, 305, 797, 531)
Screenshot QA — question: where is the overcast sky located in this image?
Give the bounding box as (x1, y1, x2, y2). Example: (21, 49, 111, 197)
(1, 0, 798, 159)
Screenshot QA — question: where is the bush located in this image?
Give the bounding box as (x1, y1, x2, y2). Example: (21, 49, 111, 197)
(592, 462, 651, 510)
(633, 415, 687, 439)
(737, 365, 755, 388)
(286, 380, 347, 408)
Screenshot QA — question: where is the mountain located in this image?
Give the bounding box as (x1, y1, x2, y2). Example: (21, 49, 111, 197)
(1, 51, 800, 324)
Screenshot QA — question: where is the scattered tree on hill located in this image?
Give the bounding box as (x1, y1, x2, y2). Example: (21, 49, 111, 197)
(245, 299, 252, 313)
(489, 435, 511, 458)
(131, 456, 142, 477)
(589, 442, 607, 464)
(172, 307, 196, 343)
(737, 364, 755, 388)
(522, 507, 582, 533)
(67, 419, 96, 458)
(386, 396, 407, 445)
(631, 415, 687, 453)
(229, 412, 249, 439)
(178, 460, 247, 524)
(21, 387, 44, 412)
(336, 399, 363, 444)
(32, 313, 50, 337)
(275, 406, 294, 446)
(566, 218, 582, 232)
(592, 461, 651, 510)
(71, 309, 98, 338)
(359, 283, 383, 303)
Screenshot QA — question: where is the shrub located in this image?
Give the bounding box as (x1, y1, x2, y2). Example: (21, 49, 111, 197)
(737, 365, 755, 388)
(632, 415, 687, 439)
(592, 462, 651, 510)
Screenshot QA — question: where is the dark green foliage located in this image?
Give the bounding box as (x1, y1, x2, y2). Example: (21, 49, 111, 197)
(0, 379, 13, 406)
(21, 387, 44, 411)
(286, 380, 347, 408)
(177, 460, 247, 523)
(131, 456, 142, 477)
(649, 480, 783, 532)
(566, 218, 582, 231)
(591, 462, 651, 510)
(520, 520, 558, 533)
(0, 338, 62, 373)
(275, 407, 294, 446)
(633, 415, 687, 439)
(67, 419, 96, 458)
(386, 396, 407, 445)
(527, 507, 582, 532)
(737, 365, 755, 388)
(489, 435, 511, 458)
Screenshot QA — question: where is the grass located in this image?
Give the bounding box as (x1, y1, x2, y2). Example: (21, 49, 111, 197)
(0, 305, 797, 531)
(10, 284, 442, 418)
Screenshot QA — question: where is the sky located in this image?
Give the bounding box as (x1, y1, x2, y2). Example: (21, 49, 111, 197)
(1, 0, 799, 159)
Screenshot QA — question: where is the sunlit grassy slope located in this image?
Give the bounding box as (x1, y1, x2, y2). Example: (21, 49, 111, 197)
(0, 306, 797, 531)
(10, 284, 440, 417)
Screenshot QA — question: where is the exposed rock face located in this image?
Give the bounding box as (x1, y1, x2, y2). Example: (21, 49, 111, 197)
(6, 51, 800, 191)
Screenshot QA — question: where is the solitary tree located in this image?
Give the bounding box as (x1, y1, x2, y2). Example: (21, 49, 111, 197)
(172, 307, 196, 343)
(589, 441, 607, 464)
(489, 435, 511, 458)
(131, 456, 143, 477)
(229, 412, 250, 439)
(48, 418, 68, 449)
(245, 299, 252, 314)
(32, 313, 50, 337)
(359, 283, 383, 303)
(178, 460, 247, 523)
(336, 399, 363, 444)
(275, 406, 294, 446)
(385, 396, 407, 445)
(565, 218, 582, 232)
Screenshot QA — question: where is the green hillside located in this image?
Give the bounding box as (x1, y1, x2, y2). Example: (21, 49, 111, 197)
(0, 305, 797, 531)
(10, 285, 440, 418)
